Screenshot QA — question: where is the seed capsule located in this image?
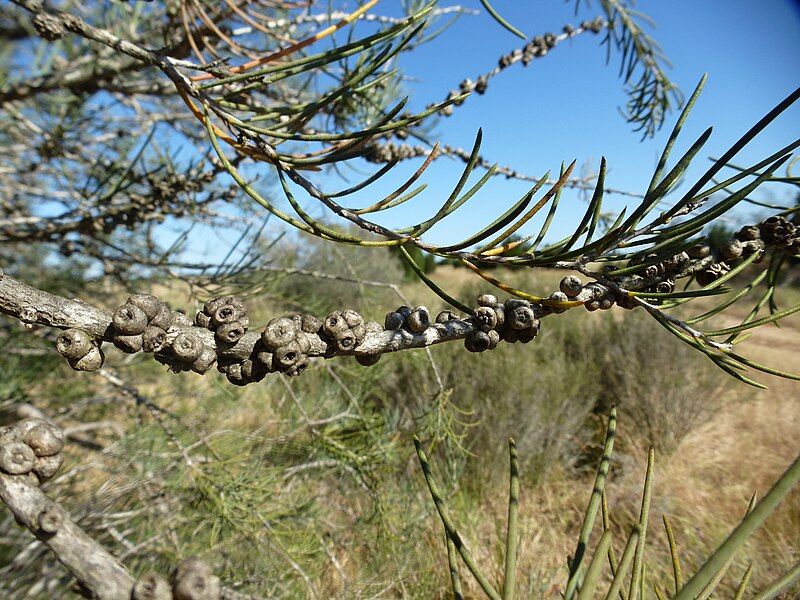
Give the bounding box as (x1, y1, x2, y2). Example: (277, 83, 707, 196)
(720, 238, 743, 261)
(127, 294, 162, 320)
(33, 453, 65, 481)
(548, 291, 569, 314)
(476, 293, 498, 307)
(324, 311, 350, 336)
(473, 306, 498, 332)
(195, 311, 211, 328)
(142, 326, 167, 353)
(56, 329, 93, 361)
(113, 334, 143, 354)
(149, 304, 174, 330)
(172, 332, 203, 363)
(356, 354, 381, 367)
(736, 225, 761, 241)
(333, 329, 357, 351)
(508, 305, 536, 330)
(23, 422, 64, 457)
(210, 303, 244, 328)
(72, 346, 104, 371)
(464, 330, 492, 353)
(37, 504, 64, 534)
(487, 329, 500, 349)
(560, 276, 583, 298)
(215, 321, 245, 345)
(132, 572, 172, 600)
(274, 341, 303, 368)
(435, 310, 458, 324)
(687, 243, 712, 259)
(284, 355, 309, 377)
(406, 307, 430, 333)
(342, 309, 364, 329)
(171, 558, 221, 600)
(263, 317, 297, 350)
(385, 311, 405, 330)
(300, 314, 322, 333)
(192, 348, 217, 375)
(0, 441, 35, 474)
(395, 305, 413, 319)
(112, 304, 148, 335)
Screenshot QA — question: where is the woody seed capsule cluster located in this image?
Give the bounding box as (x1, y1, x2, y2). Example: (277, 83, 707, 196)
(0, 418, 66, 487)
(324, 309, 368, 351)
(56, 328, 105, 371)
(258, 314, 320, 378)
(195, 296, 249, 345)
(131, 558, 221, 600)
(111, 294, 174, 354)
(383, 305, 433, 335)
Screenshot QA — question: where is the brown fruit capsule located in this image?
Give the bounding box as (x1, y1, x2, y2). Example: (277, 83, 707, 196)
(210, 303, 244, 328)
(195, 311, 211, 328)
(501, 328, 519, 343)
(142, 326, 167, 353)
(476, 293, 498, 307)
(171, 558, 221, 600)
(406, 307, 430, 333)
(435, 310, 457, 324)
(736, 225, 760, 241)
(71, 346, 104, 371)
(202, 297, 227, 315)
(464, 331, 492, 353)
(0, 426, 18, 446)
(517, 327, 538, 343)
(385, 311, 405, 330)
(112, 304, 148, 335)
(548, 291, 569, 314)
(508, 305, 536, 330)
(149, 303, 174, 330)
(720, 238, 743, 261)
(33, 453, 65, 481)
(323, 311, 350, 336)
(0, 441, 35, 474)
(23, 422, 64, 457)
(172, 332, 203, 363)
(215, 321, 246, 345)
(300, 314, 322, 333)
(37, 503, 64, 534)
(127, 294, 162, 320)
(473, 306, 498, 332)
(56, 329, 93, 361)
(191, 348, 217, 375)
(687, 243, 712, 259)
(333, 329, 357, 352)
(113, 334, 143, 354)
(284, 354, 309, 377)
(172, 311, 193, 328)
(275, 341, 303, 368)
(487, 329, 500, 350)
(342, 309, 364, 328)
(560, 275, 583, 298)
(356, 354, 381, 367)
(132, 572, 172, 600)
(262, 317, 297, 350)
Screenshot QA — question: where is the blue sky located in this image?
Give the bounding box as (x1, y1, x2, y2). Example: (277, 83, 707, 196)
(315, 0, 800, 244)
(192, 0, 800, 258)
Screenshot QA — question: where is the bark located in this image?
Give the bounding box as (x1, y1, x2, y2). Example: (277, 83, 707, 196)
(0, 472, 135, 600)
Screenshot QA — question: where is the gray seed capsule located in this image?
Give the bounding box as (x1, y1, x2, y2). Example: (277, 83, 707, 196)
(465, 331, 491, 353)
(324, 311, 350, 335)
(33, 453, 65, 481)
(406, 307, 430, 333)
(560, 276, 583, 298)
(192, 348, 217, 375)
(395, 305, 413, 319)
(112, 304, 148, 335)
(0, 441, 35, 474)
(142, 326, 167, 353)
(435, 310, 458, 324)
(195, 311, 211, 328)
(275, 341, 303, 368)
(356, 354, 381, 367)
(508, 305, 536, 330)
(37, 504, 64, 534)
(171, 558, 221, 600)
(132, 572, 172, 600)
(284, 355, 309, 377)
(300, 314, 322, 333)
(385, 311, 405, 330)
(342, 309, 364, 328)
(548, 291, 569, 314)
(56, 329, 93, 361)
(473, 306, 498, 332)
(172, 332, 203, 363)
(476, 293, 498, 307)
(263, 317, 297, 350)
(333, 329, 357, 352)
(71, 346, 104, 371)
(113, 334, 143, 354)
(215, 321, 246, 344)
(720, 238, 743, 261)
(149, 304, 174, 330)
(127, 294, 162, 320)
(210, 303, 243, 328)
(23, 422, 64, 457)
